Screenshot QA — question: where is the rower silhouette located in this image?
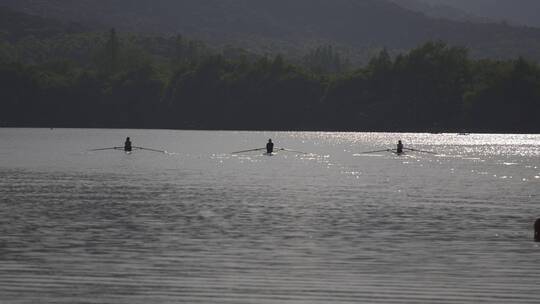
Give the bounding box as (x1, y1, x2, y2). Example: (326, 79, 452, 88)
(535, 218, 540, 242)
(266, 139, 274, 154)
(124, 137, 132, 152)
(396, 140, 404, 154)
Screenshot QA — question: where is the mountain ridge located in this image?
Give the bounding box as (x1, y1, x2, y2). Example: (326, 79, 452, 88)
(2, 0, 540, 61)
(413, 0, 540, 28)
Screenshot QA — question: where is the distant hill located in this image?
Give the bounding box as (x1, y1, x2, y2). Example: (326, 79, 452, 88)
(389, 0, 489, 23)
(0, 6, 86, 42)
(416, 0, 540, 28)
(2, 0, 540, 61)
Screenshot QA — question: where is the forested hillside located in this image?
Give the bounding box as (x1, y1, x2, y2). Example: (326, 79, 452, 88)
(416, 0, 540, 28)
(389, 0, 486, 23)
(0, 6, 86, 42)
(3, 0, 540, 62)
(1, 6, 539, 133)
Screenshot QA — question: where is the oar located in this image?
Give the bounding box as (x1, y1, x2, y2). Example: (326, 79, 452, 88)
(134, 146, 167, 153)
(404, 147, 437, 155)
(232, 148, 266, 154)
(356, 149, 391, 154)
(88, 147, 123, 151)
(277, 148, 309, 155)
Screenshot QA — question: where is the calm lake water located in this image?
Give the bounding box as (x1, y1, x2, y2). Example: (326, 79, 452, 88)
(1, 128, 539, 304)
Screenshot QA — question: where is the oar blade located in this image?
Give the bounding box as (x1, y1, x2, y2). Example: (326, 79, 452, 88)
(278, 148, 309, 155)
(134, 146, 167, 153)
(88, 147, 122, 151)
(356, 149, 390, 154)
(404, 147, 437, 155)
(232, 148, 266, 154)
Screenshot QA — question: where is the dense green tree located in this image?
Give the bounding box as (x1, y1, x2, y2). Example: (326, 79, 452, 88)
(464, 57, 540, 132)
(105, 28, 119, 73)
(0, 40, 18, 63)
(390, 42, 471, 129)
(303, 45, 345, 74)
(1, 35, 538, 132)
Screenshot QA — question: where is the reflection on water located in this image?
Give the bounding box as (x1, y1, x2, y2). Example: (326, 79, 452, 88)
(0, 129, 539, 303)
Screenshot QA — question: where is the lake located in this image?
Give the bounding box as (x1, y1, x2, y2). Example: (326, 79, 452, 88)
(1, 128, 539, 303)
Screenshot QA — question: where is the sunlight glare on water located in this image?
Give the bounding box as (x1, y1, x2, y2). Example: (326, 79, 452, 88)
(0, 129, 539, 304)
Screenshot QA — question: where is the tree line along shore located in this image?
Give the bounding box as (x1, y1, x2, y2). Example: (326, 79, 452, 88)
(1, 29, 539, 133)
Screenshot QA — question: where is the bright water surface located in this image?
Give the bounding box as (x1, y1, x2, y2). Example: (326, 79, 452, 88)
(1, 128, 539, 303)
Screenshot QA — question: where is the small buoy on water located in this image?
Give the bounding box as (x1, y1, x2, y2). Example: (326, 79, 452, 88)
(535, 218, 540, 242)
